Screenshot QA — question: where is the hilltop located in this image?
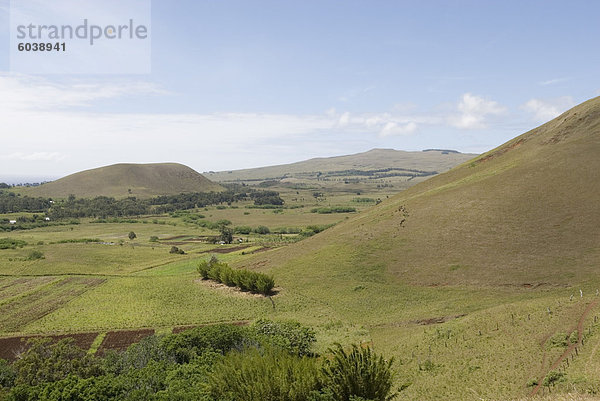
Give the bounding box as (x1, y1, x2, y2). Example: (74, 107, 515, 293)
(205, 148, 476, 191)
(243, 96, 600, 287)
(20, 163, 224, 199)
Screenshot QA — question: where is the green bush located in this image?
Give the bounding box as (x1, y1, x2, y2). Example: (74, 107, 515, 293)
(310, 207, 356, 214)
(169, 246, 185, 255)
(253, 320, 316, 357)
(254, 225, 271, 235)
(0, 238, 27, 249)
(197, 259, 275, 295)
(25, 250, 44, 260)
(209, 346, 322, 401)
(234, 226, 252, 235)
(322, 344, 396, 401)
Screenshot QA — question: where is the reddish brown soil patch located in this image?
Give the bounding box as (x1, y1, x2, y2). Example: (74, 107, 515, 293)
(159, 235, 190, 241)
(412, 314, 466, 325)
(249, 247, 270, 254)
(0, 332, 99, 362)
(198, 245, 251, 254)
(530, 300, 599, 397)
(96, 328, 155, 355)
(475, 138, 525, 165)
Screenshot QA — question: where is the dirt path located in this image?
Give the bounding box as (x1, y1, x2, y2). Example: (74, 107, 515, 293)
(530, 299, 599, 397)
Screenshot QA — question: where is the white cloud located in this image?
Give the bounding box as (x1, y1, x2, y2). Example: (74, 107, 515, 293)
(0, 75, 520, 177)
(338, 112, 351, 126)
(539, 77, 571, 86)
(0, 74, 164, 111)
(379, 121, 418, 137)
(448, 93, 506, 129)
(521, 96, 575, 122)
(0, 152, 67, 161)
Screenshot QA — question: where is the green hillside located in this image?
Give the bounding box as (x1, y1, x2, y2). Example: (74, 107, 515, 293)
(231, 97, 600, 399)
(20, 163, 224, 199)
(245, 96, 600, 287)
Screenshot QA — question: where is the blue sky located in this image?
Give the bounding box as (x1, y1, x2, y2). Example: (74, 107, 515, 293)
(0, 0, 599, 181)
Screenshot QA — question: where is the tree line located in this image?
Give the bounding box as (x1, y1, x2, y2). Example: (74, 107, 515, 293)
(0, 189, 284, 219)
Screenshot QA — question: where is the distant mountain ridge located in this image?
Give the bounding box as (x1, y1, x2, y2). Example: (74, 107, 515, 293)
(21, 163, 224, 199)
(206, 148, 477, 186)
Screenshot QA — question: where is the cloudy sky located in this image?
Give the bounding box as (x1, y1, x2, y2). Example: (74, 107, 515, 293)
(0, 0, 599, 182)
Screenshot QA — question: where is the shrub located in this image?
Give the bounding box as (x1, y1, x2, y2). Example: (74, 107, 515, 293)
(543, 370, 565, 387)
(13, 338, 101, 387)
(128, 231, 136, 240)
(310, 207, 356, 214)
(0, 238, 27, 249)
(162, 324, 252, 363)
(0, 359, 15, 388)
(149, 236, 159, 242)
(169, 246, 185, 255)
(25, 250, 44, 260)
(255, 225, 271, 235)
(253, 320, 316, 357)
(197, 259, 275, 295)
(234, 226, 252, 235)
(322, 344, 396, 401)
(208, 346, 322, 401)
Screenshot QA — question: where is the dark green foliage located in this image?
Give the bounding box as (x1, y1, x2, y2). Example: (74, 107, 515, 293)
(169, 246, 185, 255)
(53, 238, 100, 244)
(250, 190, 284, 206)
(0, 238, 27, 249)
(0, 321, 396, 401)
(0, 359, 16, 388)
(149, 236, 159, 242)
(310, 207, 357, 214)
(322, 344, 396, 401)
(197, 259, 275, 295)
(254, 225, 271, 235)
(161, 324, 252, 364)
(128, 231, 137, 240)
(234, 226, 252, 235)
(219, 227, 233, 244)
(208, 346, 322, 401)
(25, 250, 44, 261)
(13, 338, 101, 387)
(0, 192, 51, 213)
(252, 319, 316, 357)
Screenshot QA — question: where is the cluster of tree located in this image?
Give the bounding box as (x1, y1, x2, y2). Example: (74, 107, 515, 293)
(0, 321, 397, 401)
(197, 258, 275, 296)
(149, 191, 245, 213)
(233, 225, 271, 235)
(310, 207, 357, 214)
(48, 196, 148, 219)
(0, 219, 79, 233)
(249, 190, 284, 206)
(0, 193, 51, 213)
(0, 188, 284, 220)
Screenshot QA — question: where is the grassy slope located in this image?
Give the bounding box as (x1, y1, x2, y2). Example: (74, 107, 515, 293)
(206, 148, 476, 182)
(231, 97, 600, 399)
(244, 96, 600, 287)
(20, 163, 224, 199)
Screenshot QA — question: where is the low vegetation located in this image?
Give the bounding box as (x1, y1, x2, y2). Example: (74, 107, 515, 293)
(0, 321, 396, 401)
(197, 257, 275, 295)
